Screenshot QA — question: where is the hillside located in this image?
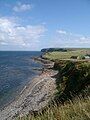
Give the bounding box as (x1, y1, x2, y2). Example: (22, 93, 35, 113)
(18, 61, 90, 120)
(17, 50, 90, 120)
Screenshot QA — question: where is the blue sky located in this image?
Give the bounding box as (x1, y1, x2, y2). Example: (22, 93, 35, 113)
(0, 0, 90, 50)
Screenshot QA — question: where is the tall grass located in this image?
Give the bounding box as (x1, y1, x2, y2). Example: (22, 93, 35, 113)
(18, 96, 90, 120)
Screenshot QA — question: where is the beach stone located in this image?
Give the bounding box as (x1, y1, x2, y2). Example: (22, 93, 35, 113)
(0, 69, 58, 120)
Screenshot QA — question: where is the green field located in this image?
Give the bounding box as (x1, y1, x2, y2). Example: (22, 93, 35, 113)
(43, 49, 90, 61)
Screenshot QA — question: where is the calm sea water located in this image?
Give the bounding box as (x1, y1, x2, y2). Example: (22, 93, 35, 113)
(0, 51, 42, 109)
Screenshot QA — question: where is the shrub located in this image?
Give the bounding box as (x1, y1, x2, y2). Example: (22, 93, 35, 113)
(77, 55, 85, 60)
(54, 61, 90, 102)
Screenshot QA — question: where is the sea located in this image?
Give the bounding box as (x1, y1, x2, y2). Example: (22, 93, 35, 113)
(0, 51, 42, 109)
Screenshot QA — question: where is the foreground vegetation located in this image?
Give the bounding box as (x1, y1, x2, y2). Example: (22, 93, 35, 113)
(54, 61, 90, 101)
(18, 50, 90, 120)
(18, 96, 90, 120)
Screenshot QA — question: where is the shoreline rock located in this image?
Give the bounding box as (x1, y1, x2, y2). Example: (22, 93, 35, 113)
(0, 58, 58, 120)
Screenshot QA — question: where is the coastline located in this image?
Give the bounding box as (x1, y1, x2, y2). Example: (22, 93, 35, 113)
(0, 57, 58, 120)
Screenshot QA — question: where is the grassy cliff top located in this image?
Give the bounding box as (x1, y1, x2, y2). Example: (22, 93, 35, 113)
(43, 49, 90, 61)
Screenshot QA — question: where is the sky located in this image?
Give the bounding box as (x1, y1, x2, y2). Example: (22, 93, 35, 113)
(0, 0, 90, 51)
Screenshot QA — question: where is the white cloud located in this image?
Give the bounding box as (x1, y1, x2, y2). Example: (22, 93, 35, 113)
(13, 3, 32, 12)
(80, 36, 86, 40)
(52, 29, 90, 48)
(78, 36, 90, 44)
(57, 30, 67, 34)
(0, 17, 46, 49)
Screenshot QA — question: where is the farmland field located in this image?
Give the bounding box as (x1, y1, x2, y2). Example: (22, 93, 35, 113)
(43, 48, 90, 61)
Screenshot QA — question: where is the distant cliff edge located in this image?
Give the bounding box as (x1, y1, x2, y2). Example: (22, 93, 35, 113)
(41, 48, 67, 52)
